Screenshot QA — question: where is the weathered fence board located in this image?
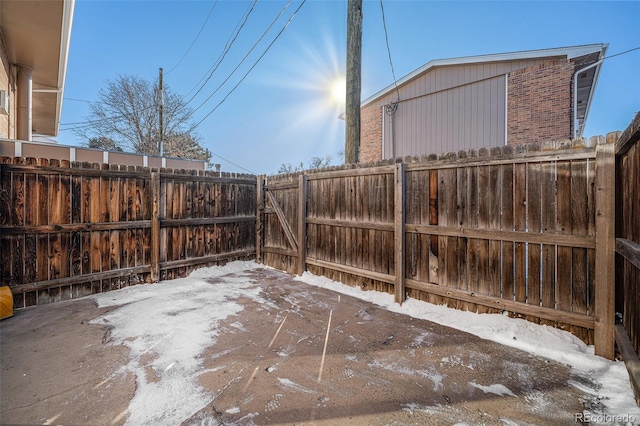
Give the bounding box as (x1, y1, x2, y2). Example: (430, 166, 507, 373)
(614, 112, 640, 404)
(0, 158, 256, 306)
(258, 138, 617, 356)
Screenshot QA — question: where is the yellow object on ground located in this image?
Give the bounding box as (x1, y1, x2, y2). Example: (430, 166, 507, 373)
(0, 286, 14, 320)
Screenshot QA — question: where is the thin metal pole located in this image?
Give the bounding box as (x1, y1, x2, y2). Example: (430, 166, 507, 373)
(159, 67, 164, 156)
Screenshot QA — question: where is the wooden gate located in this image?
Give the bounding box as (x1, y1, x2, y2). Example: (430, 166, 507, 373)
(257, 173, 305, 275)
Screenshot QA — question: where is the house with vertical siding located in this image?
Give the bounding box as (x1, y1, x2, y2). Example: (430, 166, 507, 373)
(359, 44, 607, 162)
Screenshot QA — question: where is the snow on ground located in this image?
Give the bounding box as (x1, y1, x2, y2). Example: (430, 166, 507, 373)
(294, 269, 640, 424)
(89, 261, 639, 425)
(90, 261, 263, 426)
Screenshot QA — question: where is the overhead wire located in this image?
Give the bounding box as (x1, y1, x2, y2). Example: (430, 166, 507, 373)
(63, 97, 92, 104)
(190, 0, 293, 115)
(165, 0, 219, 75)
(571, 45, 640, 69)
(59, 105, 157, 132)
(183, 0, 259, 105)
(189, 0, 307, 131)
(208, 151, 257, 174)
(600, 45, 640, 61)
(182, 1, 255, 99)
(189, 0, 306, 175)
(379, 0, 400, 115)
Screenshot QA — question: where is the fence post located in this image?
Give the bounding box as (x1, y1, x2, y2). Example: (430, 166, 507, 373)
(395, 162, 405, 304)
(594, 141, 615, 359)
(298, 174, 307, 275)
(150, 171, 160, 282)
(256, 176, 264, 264)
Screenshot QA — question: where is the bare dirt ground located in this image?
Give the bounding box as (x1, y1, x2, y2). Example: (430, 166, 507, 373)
(1, 267, 591, 425)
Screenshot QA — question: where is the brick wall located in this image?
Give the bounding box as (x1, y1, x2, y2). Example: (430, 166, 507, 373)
(507, 59, 574, 145)
(360, 105, 383, 162)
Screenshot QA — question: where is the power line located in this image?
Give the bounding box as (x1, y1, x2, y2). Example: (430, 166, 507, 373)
(166, 0, 219, 75)
(182, 1, 256, 99)
(573, 45, 640, 68)
(189, 0, 307, 131)
(208, 150, 257, 174)
(601, 46, 640, 61)
(379, 0, 399, 103)
(64, 97, 92, 103)
(59, 105, 157, 132)
(190, 0, 293, 115)
(183, 0, 259, 105)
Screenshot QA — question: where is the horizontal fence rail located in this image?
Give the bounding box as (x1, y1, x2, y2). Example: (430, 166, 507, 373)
(0, 157, 256, 307)
(259, 137, 618, 359)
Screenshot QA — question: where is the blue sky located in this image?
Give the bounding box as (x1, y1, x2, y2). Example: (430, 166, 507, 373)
(58, 0, 640, 174)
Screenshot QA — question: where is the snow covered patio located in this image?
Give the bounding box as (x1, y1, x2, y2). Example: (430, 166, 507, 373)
(1, 261, 639, 425)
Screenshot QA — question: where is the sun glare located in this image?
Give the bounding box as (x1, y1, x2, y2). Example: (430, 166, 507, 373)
(330, 78, 346, 105)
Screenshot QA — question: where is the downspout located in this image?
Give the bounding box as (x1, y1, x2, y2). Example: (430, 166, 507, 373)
(381, 106, 385, 158)
(573, 59, 603, 139)
(385, 102, 398, 159)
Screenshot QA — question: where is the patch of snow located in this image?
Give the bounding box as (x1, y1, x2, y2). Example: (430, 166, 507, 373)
(90, 265, 263, 426)
(225, 407, 240, 414)
(409, 331, 432, 348)
(525, 390, 551, 413)
(277, 378, 316, 394)
(369, 356, 444, 391)
(440, 355, 473, 370)
(88, 261, 640, 424)
(295, 270, 640, 421)
(469, 381, 517, 397)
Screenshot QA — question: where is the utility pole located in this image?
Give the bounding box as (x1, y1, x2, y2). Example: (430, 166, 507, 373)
(158, 67, 164, 156)
(345, 0, 362, 164)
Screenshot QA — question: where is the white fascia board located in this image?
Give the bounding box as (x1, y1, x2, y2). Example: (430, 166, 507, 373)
(361, 43, 607, 109)
(54, 0, 76, 137)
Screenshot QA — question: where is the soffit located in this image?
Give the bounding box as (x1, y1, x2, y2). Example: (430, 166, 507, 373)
(0, 0, 67, 136)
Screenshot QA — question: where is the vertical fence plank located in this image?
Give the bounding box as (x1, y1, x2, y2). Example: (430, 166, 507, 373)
(256, 176, 264, 264)
(59, 161, 71, 286)
(466, 165, 479, 312)
(456, 166, 468, 294)
(37, 159, 49, 288)
(514, 162, 527, 307)
(24, 158, 38, 285)
(501, 162, 514, 304)
(556, 161, 573, 332)
(540, 161, 556, 327)
(298, 174, 307, 275)
(395, 163, 405, 303)
(571, 159, 590, 341)
(477, 164, 490, 312)
(594, 142, 615, 359)
(151, 171, 160, 282)
(527, 162, 542, 322)
(428, 170, 438, 290)
(48, 160, 61, 283)
(489, 164, 501, 299)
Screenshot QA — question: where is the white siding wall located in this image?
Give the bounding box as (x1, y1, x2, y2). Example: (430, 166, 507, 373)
(372, 58, 559, 158)
(383, 75, 506, 158)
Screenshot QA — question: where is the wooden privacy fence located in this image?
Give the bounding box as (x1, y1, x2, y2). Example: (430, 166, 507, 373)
(0, 157, 256, 307)
(258, 137, 617, 359)
(614, 112, 640, 404)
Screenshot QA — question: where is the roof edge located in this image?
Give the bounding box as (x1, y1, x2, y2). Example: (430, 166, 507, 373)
(54, 0, 75, 137)
(361, 43, 608, 108)
(577, 43, 608, 137)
